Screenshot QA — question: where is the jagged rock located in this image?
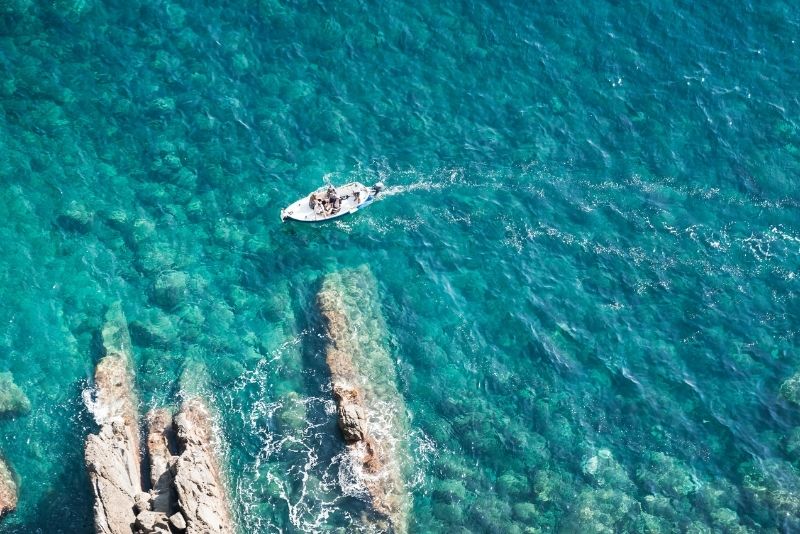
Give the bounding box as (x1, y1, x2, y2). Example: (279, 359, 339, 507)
(134, 510, 170, 533)
(318, 267, 411, 534)
(86, 304, 236, 534)
(146, 409, 177, 514)
(0, 457, 17, 518)
(0, 371, 31, 416)
(333, 385, 368, 443)
(169, 511, 187, 530)
(172, 398, 234, 533)
(85, 304, 142, 534)
(134, 491, 152, 514)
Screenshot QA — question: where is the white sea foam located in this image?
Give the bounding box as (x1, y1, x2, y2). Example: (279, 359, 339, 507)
(81, 385, 107, 425)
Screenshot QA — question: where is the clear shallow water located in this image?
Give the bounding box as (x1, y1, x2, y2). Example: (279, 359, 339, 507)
(0, 0, 799, 532)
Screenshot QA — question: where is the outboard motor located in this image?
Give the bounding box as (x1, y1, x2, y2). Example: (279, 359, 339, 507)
(371, 181, 385, 195)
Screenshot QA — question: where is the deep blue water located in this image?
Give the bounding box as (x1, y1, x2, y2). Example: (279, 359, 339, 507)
(1, 0, 799, 532)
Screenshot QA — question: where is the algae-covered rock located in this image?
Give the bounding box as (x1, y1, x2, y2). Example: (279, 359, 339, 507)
(498, 471, 529, 498)
(630, 511, 670, 534)
(432, 502, 464, 524)
(532, 469, 566, 503)
(0, 457, 17, 518)
(132, 217, 156, 244)
(512, 502, 538, 523)
(152, 271, 188, 308)
(0, 372, 31, 416)
(636, 452, 697, 498)
(135, 242, 177, 273)
(57, 200, 93, 232)
(468, 498, 513, 533)
(780, 372, 800, 405)
(582, 448, 634, 490)
(785, 427, 800, 460)
(710, 507, 745, 532)
(274, 392, 307, 435)
(129, 310, 178, 348)
(432, 479, 467, 504)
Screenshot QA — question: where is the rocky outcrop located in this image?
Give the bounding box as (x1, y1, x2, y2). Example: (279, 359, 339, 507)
(318, 267, 412, 533)
(85, 304, 235, 534)
(173, 398, 234, 534)
(85, 304, 142, 534)
(0, 457, 17, 518)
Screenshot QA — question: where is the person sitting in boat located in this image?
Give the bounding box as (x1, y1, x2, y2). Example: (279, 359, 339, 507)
(308, 192, 318, 209)
(327, 186, 341, 213)
(314, 198, 325, 215)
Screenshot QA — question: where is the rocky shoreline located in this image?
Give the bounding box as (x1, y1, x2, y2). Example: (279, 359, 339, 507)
(84, 304, 234, 534)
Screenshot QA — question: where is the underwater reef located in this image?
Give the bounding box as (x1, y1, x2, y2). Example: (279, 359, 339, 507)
(84, 304, 234, 534)
(318, 266, 412, 533)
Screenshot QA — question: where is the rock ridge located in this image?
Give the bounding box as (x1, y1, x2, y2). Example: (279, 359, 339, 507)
(318, 268, 412, 534)
(85, 304, 235, 534)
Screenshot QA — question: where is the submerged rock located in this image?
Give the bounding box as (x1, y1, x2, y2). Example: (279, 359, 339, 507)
(85, 304, 142, 534)
(781, 372, 800, 406)
(152, 271, 188, 309)
(173, 398, 234, 534)
(318, 266, 412, 533)
(0, 457, 17, 518)
(57, 200, 93, 232)
(0, 372, 31, 416)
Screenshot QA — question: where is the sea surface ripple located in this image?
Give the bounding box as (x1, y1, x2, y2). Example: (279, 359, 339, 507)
(0, 0, 799, 532)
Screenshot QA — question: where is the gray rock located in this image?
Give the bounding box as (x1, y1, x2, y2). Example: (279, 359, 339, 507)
(169, 511, 187, 530)
(0, 372, 30, 416)
(134, 510, 170, 533)
(0, 457, 17, 518)
(134, 491, 152, 514)
(146, 408, 177, 514)
(172, 398, 234, 533)
(333, 385, 368, 443)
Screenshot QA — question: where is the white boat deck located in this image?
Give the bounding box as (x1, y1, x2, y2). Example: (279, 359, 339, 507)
(281, 182, 374, 223)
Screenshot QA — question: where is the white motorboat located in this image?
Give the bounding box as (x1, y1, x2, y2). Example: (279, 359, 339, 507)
(280, 181, 384, 223)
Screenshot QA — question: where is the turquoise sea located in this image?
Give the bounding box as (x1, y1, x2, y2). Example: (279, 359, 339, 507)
(1, 0, 799, 532)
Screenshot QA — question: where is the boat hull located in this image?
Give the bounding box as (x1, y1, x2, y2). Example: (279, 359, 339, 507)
(281, 182, 375, 223)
